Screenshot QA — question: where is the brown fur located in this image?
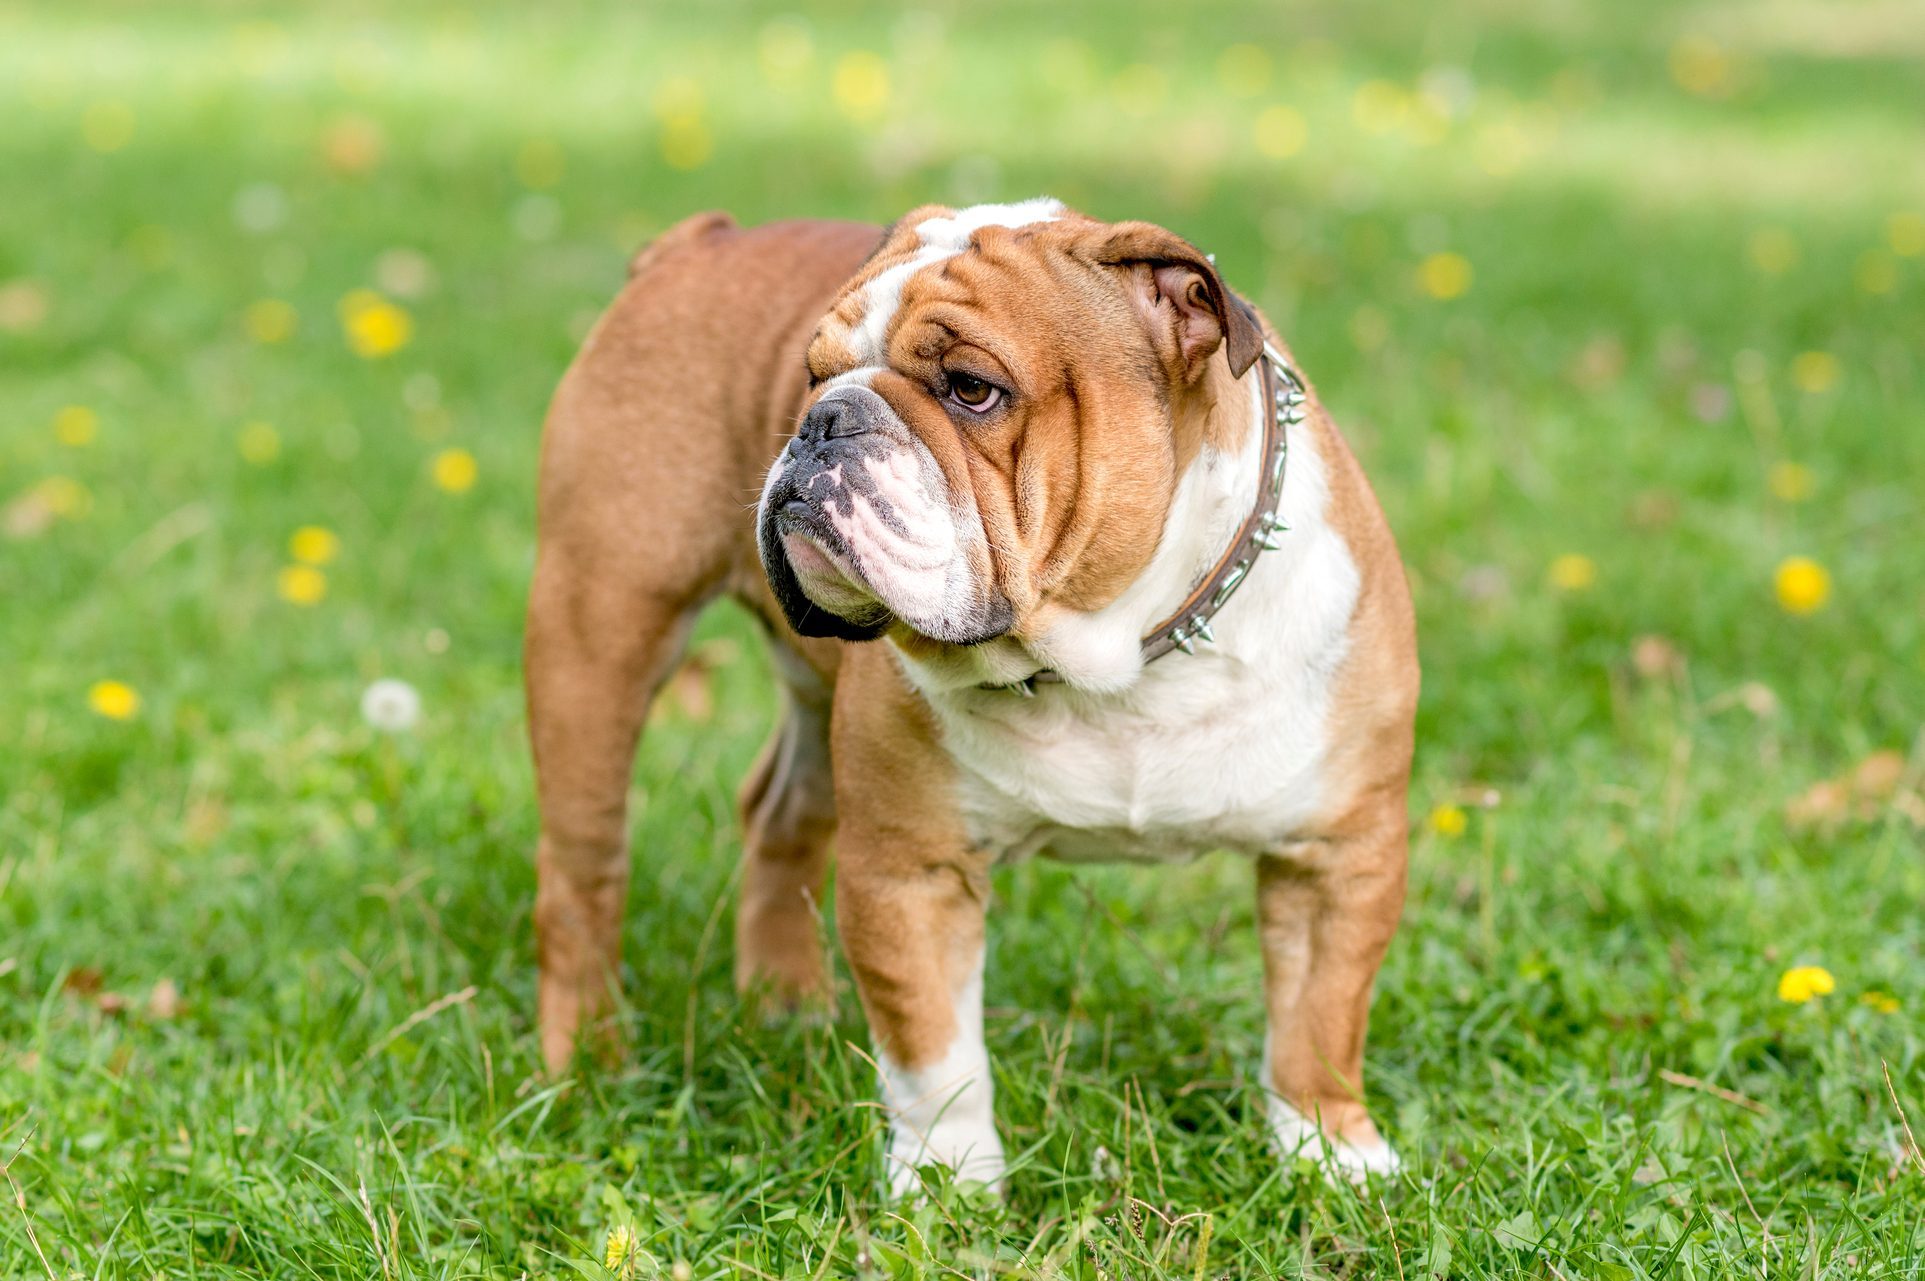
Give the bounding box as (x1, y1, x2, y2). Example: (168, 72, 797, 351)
(526, 207, 1416, 1171)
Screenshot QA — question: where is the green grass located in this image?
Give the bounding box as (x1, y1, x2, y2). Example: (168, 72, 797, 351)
(4, 0, 1924, 1275)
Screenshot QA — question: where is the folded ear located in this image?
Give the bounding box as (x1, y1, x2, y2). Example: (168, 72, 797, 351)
(1084, 222, 1264, 383)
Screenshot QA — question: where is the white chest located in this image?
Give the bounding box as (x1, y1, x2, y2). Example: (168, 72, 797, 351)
(923, 418, 1362, 866)
(946, 664, 1341, 864)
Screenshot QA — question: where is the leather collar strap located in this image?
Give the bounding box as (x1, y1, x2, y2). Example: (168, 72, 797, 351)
(988, 342, 1305, 695)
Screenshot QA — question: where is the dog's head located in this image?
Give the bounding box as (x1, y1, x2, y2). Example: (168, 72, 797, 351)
(756, 199, 1263, 681)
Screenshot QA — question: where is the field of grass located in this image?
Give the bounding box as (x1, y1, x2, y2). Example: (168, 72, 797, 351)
(4, 0, 1924, 1276)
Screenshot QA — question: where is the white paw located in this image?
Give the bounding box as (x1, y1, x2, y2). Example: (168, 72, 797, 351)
(1268, 1097, 1401, 1184)
(885, 1116, 1006, 1198)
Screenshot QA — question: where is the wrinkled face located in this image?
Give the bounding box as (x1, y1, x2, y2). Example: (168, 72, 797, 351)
(756, 198, 1261, 674)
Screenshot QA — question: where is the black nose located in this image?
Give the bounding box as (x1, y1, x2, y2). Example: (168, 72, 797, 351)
(797, 396, 874, 444)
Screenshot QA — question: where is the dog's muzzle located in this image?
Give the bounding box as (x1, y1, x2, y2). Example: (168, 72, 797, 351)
(756, 386, 1012, 645)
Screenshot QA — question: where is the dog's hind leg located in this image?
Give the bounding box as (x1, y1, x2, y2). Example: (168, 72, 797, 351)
(733, 646, 838, 1011)
(527, 558, 702, 1075)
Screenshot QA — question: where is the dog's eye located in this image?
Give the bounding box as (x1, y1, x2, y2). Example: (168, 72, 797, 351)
(945, 373, 1002, 413)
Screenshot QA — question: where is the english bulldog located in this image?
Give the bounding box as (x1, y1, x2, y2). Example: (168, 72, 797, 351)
(526, 199, 1416, 1193)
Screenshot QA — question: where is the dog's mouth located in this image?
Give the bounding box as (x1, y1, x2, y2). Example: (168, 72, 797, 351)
(757, 483, 1012, 647)
(757, 486, 896, 642)
(775, 509, 894, 624)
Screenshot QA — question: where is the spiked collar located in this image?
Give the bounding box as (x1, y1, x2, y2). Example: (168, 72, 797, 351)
(982, 342, 1303, 696)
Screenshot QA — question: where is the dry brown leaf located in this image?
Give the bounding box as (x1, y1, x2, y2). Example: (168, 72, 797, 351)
(0, 279, 49, 333)
(1629, 489, 1681, 530)
(62, 966, 104, 996)
(1632, 635, 1682, 679)
(1851, 751, 1906, 799)
(1786, 749, 1918, 830)
(147, 978, 182, 1020)
(3, 489, 58, 539)
(1786, 778, 1850, 828)
(1570, 335, 1627, 390)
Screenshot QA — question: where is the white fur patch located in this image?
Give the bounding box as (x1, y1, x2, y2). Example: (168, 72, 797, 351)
(877, 954, 1006, 1197)
(1267, 1095, 1402, 1183)
(914, 375, 1361, 863)
(848, 198, 1064, 365)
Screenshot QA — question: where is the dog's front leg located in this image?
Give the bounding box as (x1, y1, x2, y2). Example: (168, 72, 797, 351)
(839, 850, 1002, 1195)
(832, 647, 1006, 1196)
(1256, 805, 1408, 1181)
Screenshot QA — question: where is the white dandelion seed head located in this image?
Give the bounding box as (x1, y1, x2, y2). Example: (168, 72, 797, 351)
(1092, 1144, 1120, 1182)
(360, 678, 421, 732)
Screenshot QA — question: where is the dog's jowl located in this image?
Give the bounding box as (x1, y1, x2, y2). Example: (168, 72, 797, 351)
(526, 200, 1416, 1193)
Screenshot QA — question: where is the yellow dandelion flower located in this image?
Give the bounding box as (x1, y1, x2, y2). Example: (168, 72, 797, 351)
(659, 118, 713, 171)
(1747, 228, 1798, 275)
(1548, 553, 1597, 592)
(1668, 36, 1731, 97)
(88, 680, 141, 721)
(1427, 804, 1468, 837)
(1774, 556, 1830, 616)
(339, 289, 412, 358)
(1351, 79, 1409, 135)
(604, 1224, 636, 1271)
(238, 421, 281, 464)
(431, 447, 478, 493)
(1253, 105, 1308, 160)
(1789, 350, 1839, 394)
(1417, 252, 1472, 300)
(515, 138, 566, 189)
(1777, 965, 1835, 1004)
(1861, 991, 1900, 1015)
(288, 525, 340, 566)
(1767, 461, 1814, 502)
(55, 405, 99, 447)
(1889, 212, 1925, 258)
(651, 75, 704, 122)
(832, 51, 890, 122)
(82, 100, 136, 152)
(1216, 44, 1272, 97)
(1855, 250, 1897, 295)
(34, 475, 92, 519)
(277, 564, 327, 605)
(245, 298, 298, 344)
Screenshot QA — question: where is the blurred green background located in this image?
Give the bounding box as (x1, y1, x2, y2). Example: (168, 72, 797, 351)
(3, 1, 1923, 1276)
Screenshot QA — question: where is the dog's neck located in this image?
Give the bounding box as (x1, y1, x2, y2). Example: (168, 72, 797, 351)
(1018, 359, 1271, 691)
(893, 350, 1302, 700)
